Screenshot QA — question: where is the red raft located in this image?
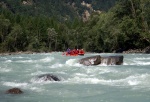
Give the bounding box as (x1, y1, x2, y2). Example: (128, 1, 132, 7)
(62, 49, 85, 56)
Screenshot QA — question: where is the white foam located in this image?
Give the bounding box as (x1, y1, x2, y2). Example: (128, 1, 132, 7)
(30, 77, 57, 84)
(124, 57, 150, 65)
(68, 77, 101, 84)
(39, 57, 54, 62)
(50, 63, 64, 68)
(3, 82, 28, 87)
(89, 78, 100, 84)
(66, 73, 150, 86)
(74, 73, 88, 77)
(123, 74, 150, 86)
(30, 77, 46, 83)
(85, 67, 113, 74)
(135, 57, 150, 60)
(98, 69, 112, 74)
(66, 59, 78, 66)
(30, 71, 46, 76)
(128, 80, 140, 86)
(30, 87, 44, 92)
(14, 57, 54, 63)
(5, 60, 12, 62)
(136, 61, 150, 65)
(0, 67, 11, 72)
(99, 63, 112, 66)
(12, 56, 24, 59)
(86, 68, 96, 74)
(18, 60, 34, 63)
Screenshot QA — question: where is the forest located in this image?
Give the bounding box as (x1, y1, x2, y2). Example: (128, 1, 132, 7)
(0, 0, 150, 53)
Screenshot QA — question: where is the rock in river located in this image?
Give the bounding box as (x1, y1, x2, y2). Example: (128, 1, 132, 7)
(79, 55, 101, 66)
(79, 55, 123, 66)
(37, 74, 61, 81)
(6, 88, 23, 94)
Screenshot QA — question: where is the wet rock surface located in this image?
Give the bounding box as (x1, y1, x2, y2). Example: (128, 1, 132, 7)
(6, 88, 23, 94)
(101, 56, 123, 65)
(79, 55, 123, 66)
(38, 74, 61, 81)
(79, 55, 101, 66)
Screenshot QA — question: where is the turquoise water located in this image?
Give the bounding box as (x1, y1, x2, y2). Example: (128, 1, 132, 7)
(0, 52, 150, 102)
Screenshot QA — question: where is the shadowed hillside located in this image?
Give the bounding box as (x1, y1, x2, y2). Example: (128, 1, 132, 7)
(0, 0, 117, 21)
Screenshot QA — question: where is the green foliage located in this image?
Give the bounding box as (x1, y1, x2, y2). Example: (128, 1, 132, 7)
(0, 0, 150, 53)
(79, 0, 150, 52)
(0, 15, 11, 43)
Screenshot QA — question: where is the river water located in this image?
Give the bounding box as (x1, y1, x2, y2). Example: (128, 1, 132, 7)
(0, 52, 150, 102)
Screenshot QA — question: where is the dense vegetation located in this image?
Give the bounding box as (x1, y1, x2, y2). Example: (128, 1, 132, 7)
(82, 0, 150, 52)
(0, 0, 150, 53)
(0, 0, 116, 21)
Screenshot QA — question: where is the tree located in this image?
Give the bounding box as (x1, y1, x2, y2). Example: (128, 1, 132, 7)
(5, 24, 25, 51)
(0, 15, 11, 43)
(47, 28, 58, 51)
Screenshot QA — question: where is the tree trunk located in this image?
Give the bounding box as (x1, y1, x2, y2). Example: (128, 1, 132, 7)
(129, 0, 136, 18)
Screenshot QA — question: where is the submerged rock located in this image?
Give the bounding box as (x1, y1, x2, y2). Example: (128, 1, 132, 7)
(79, 55, 123, 66)
(38, 74, 61, 81)
(6, 88, 23, 94)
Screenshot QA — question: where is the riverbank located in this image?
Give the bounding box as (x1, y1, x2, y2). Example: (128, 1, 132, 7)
(123, 46, 150, 54)
(0, 51, 42, 56)
(1, 46, 150, 56)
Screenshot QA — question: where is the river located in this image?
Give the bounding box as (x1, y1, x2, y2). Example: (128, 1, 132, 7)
(0, 52, 150, 102)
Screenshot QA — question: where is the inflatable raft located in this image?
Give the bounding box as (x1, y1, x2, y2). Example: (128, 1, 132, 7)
(62, 49, 85, 56)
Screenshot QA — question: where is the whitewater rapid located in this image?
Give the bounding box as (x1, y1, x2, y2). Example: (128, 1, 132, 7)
(1, 52, 150, 102)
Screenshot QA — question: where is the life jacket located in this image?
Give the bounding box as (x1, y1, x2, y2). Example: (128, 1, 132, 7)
(78, 49, 84, 55)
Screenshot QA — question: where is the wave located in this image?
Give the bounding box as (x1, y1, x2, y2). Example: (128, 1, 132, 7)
(136, 61, 150, 65)
(29, 86, 45, 92)
(123, 60, 150, 66)
(50, 63, 64, 68)
(16, 57, 54, 63)
(135, 58, 150, 60)
(39, 57, 55, 62)
(30, 71, 47, 76)
(65, 59, 82, 67)
(2, 81, 28, 87)
(2, 81, 46, 93)
(62, 72, 150, 87)
(1, 53, 150, 97)
(0, 67, 11, 72)
(5, 60, 12, 63)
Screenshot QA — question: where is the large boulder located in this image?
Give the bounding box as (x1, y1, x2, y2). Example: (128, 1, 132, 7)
(79, 55, 123, 66)
(6, 88, 23, 94)
(101, 55, 123, 65)
(79, 55, 101, 66)
(38, 74, 61, 81)
(143, 46, 150, 54)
